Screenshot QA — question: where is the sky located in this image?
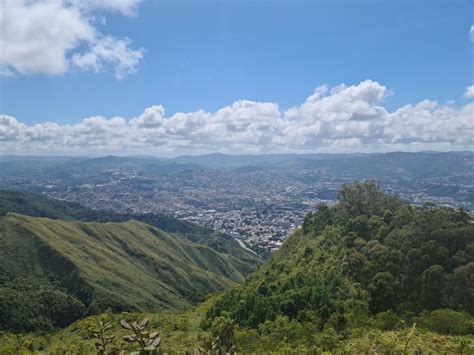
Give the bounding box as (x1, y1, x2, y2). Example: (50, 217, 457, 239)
(0, 0, 473, 156)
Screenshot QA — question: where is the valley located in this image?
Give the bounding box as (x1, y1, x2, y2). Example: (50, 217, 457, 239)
(1, 152, 473, 253)
(0, 182, 472, 353)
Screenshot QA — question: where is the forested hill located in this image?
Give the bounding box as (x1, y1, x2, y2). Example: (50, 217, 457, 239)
(0, 213, 258, 332)
(205, 182, 474, 350)
(0, 190, 258, 262)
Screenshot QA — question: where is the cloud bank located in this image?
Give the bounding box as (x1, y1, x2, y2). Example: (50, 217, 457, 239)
(1, 80, 472, 155)
(0, 0, 143, 79)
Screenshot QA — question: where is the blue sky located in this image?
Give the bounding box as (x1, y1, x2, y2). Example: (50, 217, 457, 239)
(1, 0, 472, 125)
(0, 0, 472, 155)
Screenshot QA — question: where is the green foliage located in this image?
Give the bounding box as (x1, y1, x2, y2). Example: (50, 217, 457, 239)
(0, 276, 86, 332)
(120, 318, 162, 353)
(417, 309, 474, 335)
(0, 213, 258, 332)
(205, 181, 474, 342)
(403, 322, 416, 354)
(189, 337, 237, 355)
(337, 180, 404, 217)
(90, 320, 116, 354)
(0, 305, 473, 353)
(208, 313, 236, 350)
(373, 310, 401, 331)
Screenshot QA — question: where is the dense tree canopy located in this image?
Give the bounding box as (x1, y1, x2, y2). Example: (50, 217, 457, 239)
(206, 181, 474, 334)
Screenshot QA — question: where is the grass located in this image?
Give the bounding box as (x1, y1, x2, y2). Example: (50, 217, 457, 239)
(1, 306, 472, 354)
(0, 213, 258, 314)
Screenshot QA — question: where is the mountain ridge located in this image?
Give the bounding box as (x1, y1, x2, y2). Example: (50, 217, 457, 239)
(0, 212, 258, 332)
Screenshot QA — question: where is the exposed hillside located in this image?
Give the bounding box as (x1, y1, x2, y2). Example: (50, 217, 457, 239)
(0, 190, 259, 263)
(0, 214, 257, 332)
(205, 182, 474, 350)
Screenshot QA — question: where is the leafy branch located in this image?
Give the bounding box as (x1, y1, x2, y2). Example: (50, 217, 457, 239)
(90, 320, 116, 354)
(120, 318, 162, 353)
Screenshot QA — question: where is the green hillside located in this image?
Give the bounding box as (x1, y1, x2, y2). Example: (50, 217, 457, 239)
(204, 181, 474, 351)
(0, 214, 257, 332)
(0, 190, 259, 262)
(1, 182, 473, 353)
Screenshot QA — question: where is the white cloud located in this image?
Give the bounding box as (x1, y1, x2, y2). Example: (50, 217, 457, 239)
(470, 25, 474, 42)
(68, 0, 141, 15)
(130, 105, 166, 129)
(1, 80, 473, 155)
(72, 36, 144, 79)
(0, 0, 143, 78)
(464, 85, 474, 98)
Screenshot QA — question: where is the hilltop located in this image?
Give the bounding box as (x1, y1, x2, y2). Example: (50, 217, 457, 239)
(204, 181, 474, 351)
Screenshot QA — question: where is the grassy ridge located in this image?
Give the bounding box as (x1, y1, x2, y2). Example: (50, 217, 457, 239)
(0, 190, 260, 263)
(0, 214, 257, 331)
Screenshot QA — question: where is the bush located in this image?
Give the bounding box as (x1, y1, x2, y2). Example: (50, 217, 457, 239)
(418, 309, 474, 335)
(209, 313, 236, 349)
(373, 310, 401, 330)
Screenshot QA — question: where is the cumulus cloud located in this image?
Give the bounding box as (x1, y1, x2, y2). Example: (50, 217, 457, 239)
(471, 25, 474, 42)
(464, 85, 474, 99)
(130, 106, 166, 129)
(1, 80, 473, 155)
(0, 0, 143, 79)
(72, 36, 143, 79)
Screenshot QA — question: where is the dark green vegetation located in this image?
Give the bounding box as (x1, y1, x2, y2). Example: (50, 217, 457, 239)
(0, 212, 258, 332)
(1, 182, 473, 353)
(0, 190, 256, 261)
(205, 182, 474, 351)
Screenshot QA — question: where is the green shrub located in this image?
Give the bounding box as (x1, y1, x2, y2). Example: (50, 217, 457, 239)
(209, 313, 236, 350)
(418, 309, 474, 335)
(373, 310, 401, 330)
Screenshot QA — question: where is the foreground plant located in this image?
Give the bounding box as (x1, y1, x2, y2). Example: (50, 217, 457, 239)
(90, 320, 116, 354)
(187, 337, 237, 355)
(120, 318, 163, 354)
(403, 323, 416, 354)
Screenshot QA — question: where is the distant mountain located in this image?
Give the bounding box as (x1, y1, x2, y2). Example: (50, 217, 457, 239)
(270, 151, 474, 180)
(2, 151, 472, 176)
(172, 153, 301, 169)
(0, 213, 258, 332)
(0, 155, 198, 177)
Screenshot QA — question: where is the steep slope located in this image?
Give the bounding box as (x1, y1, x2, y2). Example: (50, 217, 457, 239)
(0, 213, 256, 332)
(0, 189, 260, 265)
(205, 182, 474, 348)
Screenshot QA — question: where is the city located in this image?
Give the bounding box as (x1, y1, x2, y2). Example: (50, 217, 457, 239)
(1, 152, 472, 252)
